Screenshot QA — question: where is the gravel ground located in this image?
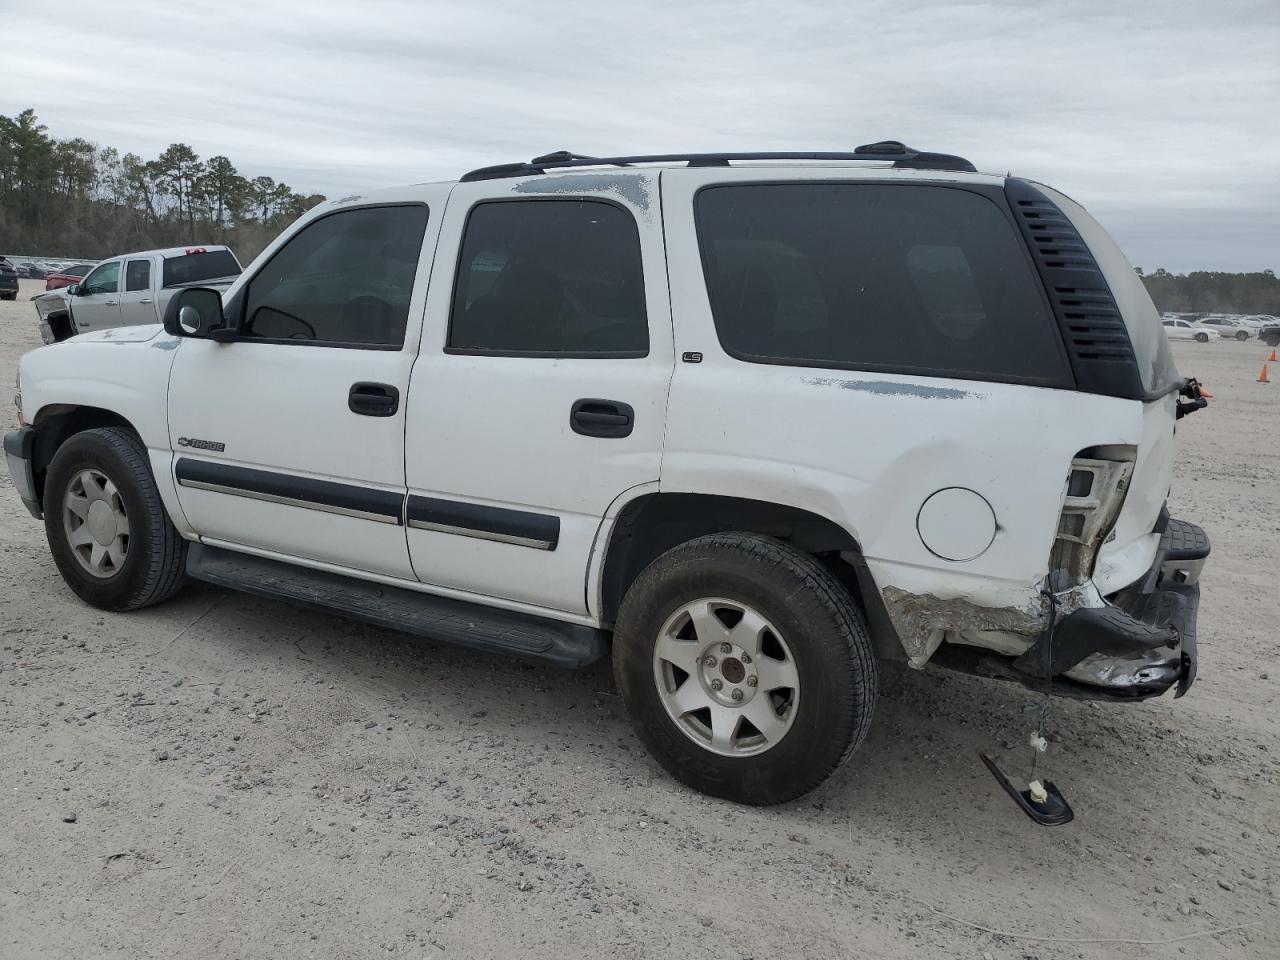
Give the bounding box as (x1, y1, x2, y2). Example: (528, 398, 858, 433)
(1, 277, 1277, 959)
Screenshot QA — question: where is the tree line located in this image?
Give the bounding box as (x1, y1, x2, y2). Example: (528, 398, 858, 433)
(0, 108, 326, 263)
(3, 107, 1277, 316)
(1136, 267, 1279, 316)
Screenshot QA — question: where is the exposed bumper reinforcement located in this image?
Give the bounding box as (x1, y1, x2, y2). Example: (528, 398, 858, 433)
(935, 518, 1207, 702)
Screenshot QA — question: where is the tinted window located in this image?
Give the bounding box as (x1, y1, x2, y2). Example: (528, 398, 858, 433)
(449, 200, 647, 355)
(162, 249, 241, 286)
(64, 264, 93, 278)
(125, 259, 150, 292)
(695, 184, 1069, 384)
(80, 261, 120, 296)
(242, 205, 428, 347)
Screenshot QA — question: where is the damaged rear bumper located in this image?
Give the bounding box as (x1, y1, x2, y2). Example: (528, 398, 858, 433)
(932, 518, 1208, 702)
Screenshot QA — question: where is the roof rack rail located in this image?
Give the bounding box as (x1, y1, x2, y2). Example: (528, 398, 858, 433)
(460, 141, 976, 182)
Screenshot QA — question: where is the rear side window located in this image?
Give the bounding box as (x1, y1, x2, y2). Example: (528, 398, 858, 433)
(241, 205, 429, 348)
(125, 260, 150, 292)
(695, 184, 1070, 385)
(162, 249, 241, 287)
(448, 200, 648, 356)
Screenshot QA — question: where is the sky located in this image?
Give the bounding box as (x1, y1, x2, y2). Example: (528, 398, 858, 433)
(2, 0, 1278, 273)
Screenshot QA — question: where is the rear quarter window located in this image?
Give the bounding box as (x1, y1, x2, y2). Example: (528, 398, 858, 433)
(695, 183, 1072, 386)
(163, 249, 241, 287)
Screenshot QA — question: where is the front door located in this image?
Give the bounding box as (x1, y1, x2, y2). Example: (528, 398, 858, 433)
(168, 194, 446, 578)
(403, 173, 674, 616)
(70, 259, 122, 332)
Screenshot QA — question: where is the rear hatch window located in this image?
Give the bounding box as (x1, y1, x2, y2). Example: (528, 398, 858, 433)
(695, 183, 1072, 386)
(162, 249, 241, 287)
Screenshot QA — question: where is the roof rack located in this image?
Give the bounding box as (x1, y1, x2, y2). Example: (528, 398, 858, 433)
(460, 141, 976, 182)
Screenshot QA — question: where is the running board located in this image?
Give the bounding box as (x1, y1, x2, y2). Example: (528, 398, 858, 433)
(186, 544, 609, 668)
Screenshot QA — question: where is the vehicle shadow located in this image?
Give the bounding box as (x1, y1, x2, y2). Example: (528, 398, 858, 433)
(159, 582, 1184, 832)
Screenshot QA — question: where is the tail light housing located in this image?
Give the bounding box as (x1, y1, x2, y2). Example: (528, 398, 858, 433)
(1049, 447, 1135, 589)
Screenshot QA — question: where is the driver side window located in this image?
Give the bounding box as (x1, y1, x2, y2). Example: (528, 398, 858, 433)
(241, 204, 429, 348)
(80, 261, 120, 296)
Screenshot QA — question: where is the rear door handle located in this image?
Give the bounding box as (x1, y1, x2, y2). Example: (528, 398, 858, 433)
(570, 398, 634, 438)
(139, 298, 153, 304)
(349, 381, 400, 417)
(105, 300, 119, 306)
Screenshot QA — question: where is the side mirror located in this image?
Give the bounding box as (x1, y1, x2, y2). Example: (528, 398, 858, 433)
(67, 284, 80, 296)
(163, 286, 228, 339)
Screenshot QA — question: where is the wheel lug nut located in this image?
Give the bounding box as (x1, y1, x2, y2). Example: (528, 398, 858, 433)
(746, 676, 758, 687)
(731, 688, 744, 702)
(703, 655, 717, 667)
(741, 653, 752, 664)
(719, 642, 732, 654)
(710, 678, 723, 691)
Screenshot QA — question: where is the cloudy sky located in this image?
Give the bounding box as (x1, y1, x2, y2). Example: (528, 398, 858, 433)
(2, 0, 1278, 272)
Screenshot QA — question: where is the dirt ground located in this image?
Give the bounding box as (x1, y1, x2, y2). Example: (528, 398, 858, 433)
(1, 276, 1276, 959)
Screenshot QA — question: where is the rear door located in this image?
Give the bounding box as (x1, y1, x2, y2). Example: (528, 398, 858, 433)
(168, 192, 447, 578)
(403, 172, 673, 616)
(70, 259, 122, 332)
(118, 257, 157, 326)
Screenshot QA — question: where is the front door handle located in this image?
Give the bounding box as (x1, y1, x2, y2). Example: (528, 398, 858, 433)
(105, 300, 119, 306)
(139, 298, 154, 304)
(349, 382, 400, 417)
(570, 398, 634, 438)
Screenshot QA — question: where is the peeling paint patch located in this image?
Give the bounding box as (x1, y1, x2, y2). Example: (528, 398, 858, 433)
(882, 585, 1045, 667)
(803, 377, 982, 400)
(150, 338, 180, 351)
(334, 194, 365, 204)
(513, 173, 652, 213)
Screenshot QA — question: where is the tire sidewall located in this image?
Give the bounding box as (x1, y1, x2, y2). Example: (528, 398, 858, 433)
(615, 545, 869, 803)
(44, 432, 156, 609)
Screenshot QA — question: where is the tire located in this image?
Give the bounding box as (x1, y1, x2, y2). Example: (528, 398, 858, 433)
(1195, 332, 1209, 343)
(44, 427, 188, 611)
(613, 532, 877, 805)
(1236, 330, 1249, 341)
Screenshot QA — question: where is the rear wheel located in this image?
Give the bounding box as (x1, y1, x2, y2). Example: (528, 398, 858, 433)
(44, 427, 188, 610)
(613, 533, 877, 805)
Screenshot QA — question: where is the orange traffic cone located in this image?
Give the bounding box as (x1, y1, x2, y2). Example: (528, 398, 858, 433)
(1260, 363, 1271, 384)
(1270, 349, 1278, 362)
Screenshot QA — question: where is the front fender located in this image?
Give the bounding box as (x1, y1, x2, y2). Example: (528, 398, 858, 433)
(20, 333, 191, 535)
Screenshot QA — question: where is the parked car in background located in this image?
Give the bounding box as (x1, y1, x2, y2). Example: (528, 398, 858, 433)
(1260, 322, 1280, 347)
(44, 263, 96, 291)
(1162, 318, 1211, 342)
(32, 245, 242, 343)
(19, 262, 48, 280)
(0, 257, 18, 300)
(1196, 316, 1253, 340)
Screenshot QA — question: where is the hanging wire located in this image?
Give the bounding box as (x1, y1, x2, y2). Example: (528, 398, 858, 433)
(1029, 579, 1059, 785)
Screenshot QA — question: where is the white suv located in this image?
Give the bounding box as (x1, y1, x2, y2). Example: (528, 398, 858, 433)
(5, 143, 1211, 805)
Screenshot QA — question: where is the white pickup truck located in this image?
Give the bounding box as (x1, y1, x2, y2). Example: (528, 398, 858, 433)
(32, 245, 241, 344)
(5, 145, 1213, 808)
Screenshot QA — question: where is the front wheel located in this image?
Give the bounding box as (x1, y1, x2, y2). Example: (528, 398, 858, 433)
(44, 427, 188, 611)
(613, 533, 877, 805)
(1195, 332, 1209, 342)
(1236, 330, 1250, 341)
